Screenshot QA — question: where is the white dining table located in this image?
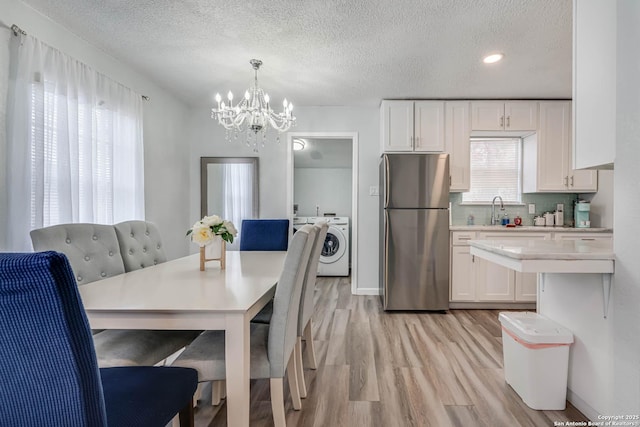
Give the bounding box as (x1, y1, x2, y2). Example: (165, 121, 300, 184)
(78, 251, 287, 427)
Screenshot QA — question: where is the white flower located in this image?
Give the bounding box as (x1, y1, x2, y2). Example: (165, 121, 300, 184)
(191, 223, 214, 246)
(202, 215, 223, 227)
(223, 220, 238, 237)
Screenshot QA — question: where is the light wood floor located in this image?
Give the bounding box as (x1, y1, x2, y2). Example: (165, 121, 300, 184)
(193, 277, 587, 427)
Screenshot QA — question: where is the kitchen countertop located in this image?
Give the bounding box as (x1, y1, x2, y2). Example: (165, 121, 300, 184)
(468, 239, 614, 261)
(468, 238, 615, 318)
(450, 225, 612, 232)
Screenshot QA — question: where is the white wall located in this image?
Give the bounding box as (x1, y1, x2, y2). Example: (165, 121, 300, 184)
(612, 0, 640, 415)
(580, 170, 614, 228)
(0, 0, 192, 259)
(0, 28, 9, 248)
(537, 273, 614, 418)
(294, 168, 352, 217)
(188, 106, 379, 292)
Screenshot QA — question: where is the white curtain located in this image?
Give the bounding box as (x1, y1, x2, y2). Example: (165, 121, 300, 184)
(5, 34, 144, 251)
(222, 163, 254, 250)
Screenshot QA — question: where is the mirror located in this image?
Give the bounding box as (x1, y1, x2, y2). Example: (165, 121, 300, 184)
(200, 157, 259, 249)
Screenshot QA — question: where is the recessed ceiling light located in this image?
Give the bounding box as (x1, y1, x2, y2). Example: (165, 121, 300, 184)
(483, 53, 504, 64)
(293, 138, 306, 151)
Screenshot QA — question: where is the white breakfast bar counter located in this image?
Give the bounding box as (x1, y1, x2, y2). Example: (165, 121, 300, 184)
(468, 238, 616, 419)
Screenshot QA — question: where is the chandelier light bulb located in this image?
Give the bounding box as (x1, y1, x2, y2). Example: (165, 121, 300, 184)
(283, 99, 288, 108)
(221, 101, 225, 109)
(264, 94, 270, 104)
(227, 91, 233, 101)
(215, 93, 221, 103)
(244, 91, 250, 100)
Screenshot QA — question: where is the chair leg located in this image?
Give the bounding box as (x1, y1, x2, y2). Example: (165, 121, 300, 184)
(211, 380, 223, 406)
(193, 382, 205, 407)
(295, 336, 307, 398)
(270, 378, 287, 427)
(178, 400, 195, 427)
(303, 320, 318, 370)
(287, 353, 302, 410)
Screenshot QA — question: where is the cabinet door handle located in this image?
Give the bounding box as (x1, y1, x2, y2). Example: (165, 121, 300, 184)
(458, 237, 471, 240)
(507, 116, 511, 128)
(581, 238, 595, 241)
(570, 176, 574, 187)
(472, 255, 475, 263)
(500, 116, 504, 128)
(564, 176, 569, 186)
(415, 136, 420, 147)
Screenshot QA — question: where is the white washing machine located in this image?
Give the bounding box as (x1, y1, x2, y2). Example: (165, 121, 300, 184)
(293, 217, 308, 234)
(308, 217, 349, 276)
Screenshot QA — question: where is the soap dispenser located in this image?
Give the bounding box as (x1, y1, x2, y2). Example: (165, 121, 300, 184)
(501, 212, 510, 225)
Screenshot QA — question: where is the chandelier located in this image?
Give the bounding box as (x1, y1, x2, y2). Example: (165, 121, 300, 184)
(211, 59, 295, 151)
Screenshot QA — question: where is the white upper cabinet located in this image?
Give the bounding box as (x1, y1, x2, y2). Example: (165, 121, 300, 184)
(573, 0, 616, 169)
(471, 101, 538, 131)
(445, 101, 470, 192)
(381, 100, 445, 152)
(523, 101, 597, 193)
(381, 101, 414, 152)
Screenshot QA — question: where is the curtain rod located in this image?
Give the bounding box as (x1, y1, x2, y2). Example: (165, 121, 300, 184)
(10, 23, 150, 102)
(11, 24, 26, 36)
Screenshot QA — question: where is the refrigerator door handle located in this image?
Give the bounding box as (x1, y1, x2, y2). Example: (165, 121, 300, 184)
(384, 209, 389, 300)
(384, 155, 390, 208)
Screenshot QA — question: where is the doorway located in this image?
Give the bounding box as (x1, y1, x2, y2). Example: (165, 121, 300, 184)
(286, 132, 358, 293)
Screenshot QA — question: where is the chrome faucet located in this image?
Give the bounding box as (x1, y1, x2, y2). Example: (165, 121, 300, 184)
(491, 196, 504, 225)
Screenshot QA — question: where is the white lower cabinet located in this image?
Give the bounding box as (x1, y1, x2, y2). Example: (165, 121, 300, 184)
(553, 232, 613, 243)
(474, 232, 550, 302)
(475, 257, 515, 301)
(450, 231, 552, 303)
(451, 245, 475, 301)
(514, 272, 538, 302)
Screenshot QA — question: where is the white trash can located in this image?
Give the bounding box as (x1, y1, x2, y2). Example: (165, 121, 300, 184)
(499, 312, 573, 410)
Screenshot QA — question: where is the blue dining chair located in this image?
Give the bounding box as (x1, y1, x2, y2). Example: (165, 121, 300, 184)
(239, 219, 290, 251)
(0, 251, 198, 427)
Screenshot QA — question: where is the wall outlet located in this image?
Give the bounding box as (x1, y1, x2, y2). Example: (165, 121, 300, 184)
(528, 203, 536, 214)
(557, 203, 564, 212)
(369, 186, 379, 196)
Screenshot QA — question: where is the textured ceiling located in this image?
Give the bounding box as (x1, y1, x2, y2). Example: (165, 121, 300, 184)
(20, 0, 573, 107)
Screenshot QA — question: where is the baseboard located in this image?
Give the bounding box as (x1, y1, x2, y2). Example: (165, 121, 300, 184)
(567, 389, 599, 422)
(448, 302, 537, 310)
(354, 287, 380, 296)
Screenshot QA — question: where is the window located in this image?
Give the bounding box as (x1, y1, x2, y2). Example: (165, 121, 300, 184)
(5, 35, 144, 251)
(462, 138, 522, 204)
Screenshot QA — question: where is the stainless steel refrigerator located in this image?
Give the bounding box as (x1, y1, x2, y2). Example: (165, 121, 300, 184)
(379, 153, 450, 311)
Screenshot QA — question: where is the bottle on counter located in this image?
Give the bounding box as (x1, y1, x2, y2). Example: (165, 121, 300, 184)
(554, 210, 564, 227)
(467, 214, 474, 225)
(501, 212, 510, 225)
(544, 211, 555, 227)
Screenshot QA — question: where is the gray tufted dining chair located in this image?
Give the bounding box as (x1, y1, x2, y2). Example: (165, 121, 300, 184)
(114, 220, 167, 272)
(172, 224, 316, 427)
(30, 223, 125, 285)
(30, 223, 200, 368)
(251, 220, 328, 398)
